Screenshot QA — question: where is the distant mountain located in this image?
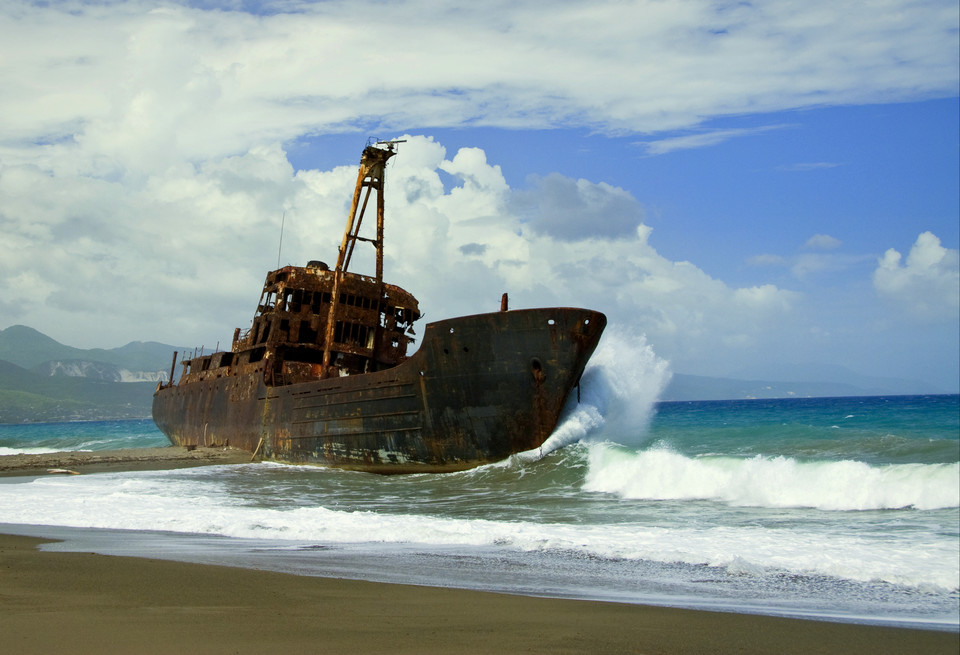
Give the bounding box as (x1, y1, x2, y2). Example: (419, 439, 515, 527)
(0, 325, 183, 423)
(0, 325, 81, 369)
(31, 360, 168, 383)
(0, 359, 157, 423)
(0, 358, 39, 389)
(0, 325, 180, 379)
(727, 363, 940, 397)
(660, 373, 947, 402)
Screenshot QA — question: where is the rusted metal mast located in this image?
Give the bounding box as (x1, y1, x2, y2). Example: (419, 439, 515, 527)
(322, 140, 404, 374)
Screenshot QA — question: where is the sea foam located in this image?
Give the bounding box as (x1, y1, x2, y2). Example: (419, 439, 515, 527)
(583, 443, 960, 511)
(3, 466, 957, 591)
(0, 446, 63, 456)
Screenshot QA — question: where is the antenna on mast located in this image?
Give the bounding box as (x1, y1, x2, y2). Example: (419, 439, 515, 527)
(276, 211, 285, 269)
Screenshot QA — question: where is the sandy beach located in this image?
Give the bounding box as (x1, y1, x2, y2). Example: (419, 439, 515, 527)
(0, 531, 955, 655)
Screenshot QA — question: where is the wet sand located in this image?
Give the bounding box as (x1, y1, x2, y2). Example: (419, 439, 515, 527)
(0, 446, 251, 476)
(1, 533, 956, 655)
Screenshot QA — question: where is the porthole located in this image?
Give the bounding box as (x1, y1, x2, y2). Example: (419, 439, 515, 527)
(531, 358, 545, 383)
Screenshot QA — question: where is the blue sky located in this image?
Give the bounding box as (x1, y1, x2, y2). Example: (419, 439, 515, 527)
(0, 0, 957, 391)
(286, 98, 959, 285)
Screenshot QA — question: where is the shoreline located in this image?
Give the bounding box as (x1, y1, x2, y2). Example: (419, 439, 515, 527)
(6, 521, 957, 633)
(0, 445, 251, 476)
(2, 532, 956, 654)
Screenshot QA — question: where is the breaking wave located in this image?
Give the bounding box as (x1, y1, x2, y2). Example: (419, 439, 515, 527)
(542, 327, 671, 452)
(583, 443, 960, 511)
(0, 446, 63, 456)
(3, 464, 956, 591)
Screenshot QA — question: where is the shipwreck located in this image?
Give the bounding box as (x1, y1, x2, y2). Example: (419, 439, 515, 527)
(152, 141, 606, 473)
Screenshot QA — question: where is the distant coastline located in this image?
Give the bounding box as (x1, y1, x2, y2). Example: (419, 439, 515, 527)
(660, 373, 951, 402)
(0, 324, 953, 423)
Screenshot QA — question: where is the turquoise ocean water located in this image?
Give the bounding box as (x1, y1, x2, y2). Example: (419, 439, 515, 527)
(1, 379, 957, 629)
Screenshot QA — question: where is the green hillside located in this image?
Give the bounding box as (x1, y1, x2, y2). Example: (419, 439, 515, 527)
(0, 325, 82, 369)
(0, 331, 166, 423)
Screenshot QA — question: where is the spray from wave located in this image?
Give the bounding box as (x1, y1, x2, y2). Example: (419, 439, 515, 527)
(541, 327, 671, 453)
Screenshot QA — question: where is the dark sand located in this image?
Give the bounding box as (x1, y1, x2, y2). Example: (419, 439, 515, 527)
(0, 446, 251, 476)
(1, 533, 956, 654)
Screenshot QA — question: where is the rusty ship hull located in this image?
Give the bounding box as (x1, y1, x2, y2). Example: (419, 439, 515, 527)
(153, 307, 605, 473)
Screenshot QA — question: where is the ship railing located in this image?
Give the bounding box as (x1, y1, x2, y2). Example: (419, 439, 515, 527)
(233, 328, 252, 350)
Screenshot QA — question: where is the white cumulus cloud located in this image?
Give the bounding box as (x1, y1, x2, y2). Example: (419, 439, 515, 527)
(873, 231, 960, 319)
